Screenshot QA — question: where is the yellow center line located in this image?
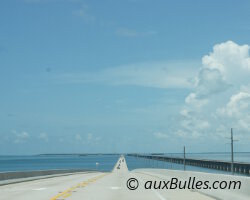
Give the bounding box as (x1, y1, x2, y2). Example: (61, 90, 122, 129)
(50, 173, 107, 200)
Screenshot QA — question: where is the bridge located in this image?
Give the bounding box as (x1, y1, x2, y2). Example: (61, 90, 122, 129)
(128, 154, 250, 175)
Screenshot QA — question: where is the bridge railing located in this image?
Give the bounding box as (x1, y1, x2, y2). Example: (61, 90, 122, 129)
(127, 154, 250, 176)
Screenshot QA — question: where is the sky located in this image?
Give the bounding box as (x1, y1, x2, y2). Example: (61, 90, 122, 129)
(0, 0, 250, 154)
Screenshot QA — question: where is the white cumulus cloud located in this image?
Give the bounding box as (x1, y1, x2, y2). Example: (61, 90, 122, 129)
(217, 91, 250, 132)
(178, 41, 250, 139)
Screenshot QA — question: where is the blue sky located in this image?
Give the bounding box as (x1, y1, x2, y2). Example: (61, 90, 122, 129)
(1, 0, 250, 154)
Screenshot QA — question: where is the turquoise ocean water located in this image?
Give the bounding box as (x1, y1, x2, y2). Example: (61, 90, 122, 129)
(0, 153, 249, 176)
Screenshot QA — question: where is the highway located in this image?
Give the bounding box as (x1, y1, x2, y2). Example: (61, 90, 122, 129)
(0, 156, 232, 200)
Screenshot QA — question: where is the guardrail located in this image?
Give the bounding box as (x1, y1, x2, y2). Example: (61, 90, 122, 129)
(0, 169, 94, 181)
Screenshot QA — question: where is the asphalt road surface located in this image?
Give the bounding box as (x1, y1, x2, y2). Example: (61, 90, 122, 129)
(0, 156, 216, 200)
